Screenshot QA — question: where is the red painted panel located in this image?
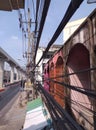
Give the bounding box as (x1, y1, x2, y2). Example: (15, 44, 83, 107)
(44, 64, 49, 92)
(54, 56, 65, 107)
(49, 62, 54, 96)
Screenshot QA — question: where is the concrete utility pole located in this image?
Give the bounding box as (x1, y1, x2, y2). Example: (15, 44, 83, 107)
(26, 8, 35, 100)
(31, 32, 35, 76)
(27, 8, 31, 68)
(31, 32, 35, 99)
(27, 8, 32, 75)
(27, 8, 35, 78)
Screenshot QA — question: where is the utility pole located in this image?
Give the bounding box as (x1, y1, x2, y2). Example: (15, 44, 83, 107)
(26, 8, 36, 100)
(27, 8, 31, 71)
(31, 32, 35, 99)
(27, 8, 35, 77)
(31, 32, 35, 76)
(19, 5, 36, 100)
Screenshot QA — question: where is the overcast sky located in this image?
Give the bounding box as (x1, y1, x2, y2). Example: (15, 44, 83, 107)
(0, 0, 95, 66)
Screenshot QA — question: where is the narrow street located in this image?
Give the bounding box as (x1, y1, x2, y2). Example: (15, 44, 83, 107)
(0, 91, 27, 130)
(0, 1, 95, 130)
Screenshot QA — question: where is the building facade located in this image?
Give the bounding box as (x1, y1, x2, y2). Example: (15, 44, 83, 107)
(35, 45, 62, 83)
(63, 18, 86, 42)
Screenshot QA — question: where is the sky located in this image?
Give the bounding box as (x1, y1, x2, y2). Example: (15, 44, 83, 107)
(0, 0, 95, 67)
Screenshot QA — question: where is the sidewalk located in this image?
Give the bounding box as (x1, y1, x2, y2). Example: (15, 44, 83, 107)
(0, 91, 27, 130)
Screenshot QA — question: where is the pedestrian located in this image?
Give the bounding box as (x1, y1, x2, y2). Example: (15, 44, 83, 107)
(21, 78, 25, 91)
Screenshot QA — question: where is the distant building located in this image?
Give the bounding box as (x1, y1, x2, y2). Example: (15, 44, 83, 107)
(35, 44, 62, 83)
(63, 18, 86, 42)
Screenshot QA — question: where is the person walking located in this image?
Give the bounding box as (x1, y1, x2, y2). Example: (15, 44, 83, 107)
(21, 78, 25, 91)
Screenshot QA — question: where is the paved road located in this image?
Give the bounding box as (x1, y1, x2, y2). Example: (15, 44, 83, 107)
(0, 90, 27, 130)
(0, 85, 20, 111)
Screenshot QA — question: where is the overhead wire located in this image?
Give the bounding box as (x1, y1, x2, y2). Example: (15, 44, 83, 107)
(49, 67, 93, 79)
(17, 0, 22, 19)
(49, 78, 96, 98)
(34, 0, 84, 71)
(24, 5, 28, 33)
(41, 71, 96, 98)
(68, 72, 89, 110)
(51, 85, 91, 109)
(17, 0, 35, 61)
(45, 83, 92, 109)
(43, 66, 96, 92)
(39, 75, 94, 124)
(17, 0, 95, 127)
(37, 0, 43, 27)
(23, 72, 96, 119)
(34, 0, 51, 60)
(31, 1, 96, 127)
(70, 98, 94, 115)
(37, 67, 96, 98)
(34, 0, 40, 34)
(31, 0, 36, 21)
(37, 82, 83, 130)
(37, 67, 94, 96)
(36, 76, 95, 128)
(16, 0, 27, 61)
(22, 28, 24, 57)
(52, 89, 94, 117)
(37, 80, 94, 128)
(71, 105, 93, 126)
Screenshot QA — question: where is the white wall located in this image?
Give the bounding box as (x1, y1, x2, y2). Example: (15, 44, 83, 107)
(36, 48, 44, 82)
(63, 18, 86, 42)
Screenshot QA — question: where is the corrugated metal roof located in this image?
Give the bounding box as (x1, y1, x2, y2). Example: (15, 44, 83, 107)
(0, 0, 25, 11)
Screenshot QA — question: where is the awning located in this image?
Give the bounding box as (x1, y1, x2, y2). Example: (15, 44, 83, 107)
(0, 0, 25, 11)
